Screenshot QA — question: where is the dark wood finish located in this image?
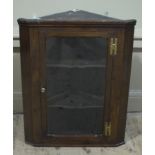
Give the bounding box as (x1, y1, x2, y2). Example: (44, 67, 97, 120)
(18, 10, 136, 146)
(19, 25, 34, 143)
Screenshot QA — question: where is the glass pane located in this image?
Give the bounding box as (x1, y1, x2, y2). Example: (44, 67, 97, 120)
(46, 37, 107, 135)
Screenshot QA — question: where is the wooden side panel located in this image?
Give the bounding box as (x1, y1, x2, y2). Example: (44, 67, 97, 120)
(107, 26, 135, 144)
(29, 28, 42, 143)
(19, 26, 43, 144)
(19, 26, 33, 142)
(117, 25, 135, 141)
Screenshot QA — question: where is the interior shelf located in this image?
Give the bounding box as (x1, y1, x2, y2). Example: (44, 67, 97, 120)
(46, 60, 106, 68)
(47, 91, 104, 108)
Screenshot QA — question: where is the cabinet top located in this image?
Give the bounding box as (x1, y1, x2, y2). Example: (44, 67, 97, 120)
(40, 10, 119, 21)
(18, 10, 136, 27)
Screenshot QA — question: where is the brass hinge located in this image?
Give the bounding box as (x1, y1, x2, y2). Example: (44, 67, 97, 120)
(110, 38, 118, 55)
(104, 122, 112, 136)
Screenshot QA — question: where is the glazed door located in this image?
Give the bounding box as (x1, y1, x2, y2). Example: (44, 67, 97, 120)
(39, 30, 115, 141)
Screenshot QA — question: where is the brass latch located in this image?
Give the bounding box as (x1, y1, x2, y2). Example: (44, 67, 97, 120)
(110, 38, 118, 55)
(104, 122, 112, 136)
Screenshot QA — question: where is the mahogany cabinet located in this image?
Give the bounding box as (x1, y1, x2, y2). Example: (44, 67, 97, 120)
(18, 10, 136, 146)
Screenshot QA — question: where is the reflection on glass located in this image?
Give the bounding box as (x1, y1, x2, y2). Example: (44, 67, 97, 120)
(46, 37, 107, 135)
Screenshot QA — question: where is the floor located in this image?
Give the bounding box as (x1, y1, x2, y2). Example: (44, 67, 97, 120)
(13, 113, 141, 155)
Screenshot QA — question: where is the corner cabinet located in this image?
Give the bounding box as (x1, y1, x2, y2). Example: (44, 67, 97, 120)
(18, 10, 136, 147)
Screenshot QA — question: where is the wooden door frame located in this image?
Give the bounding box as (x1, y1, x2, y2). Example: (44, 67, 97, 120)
(35, 27, 124, 146)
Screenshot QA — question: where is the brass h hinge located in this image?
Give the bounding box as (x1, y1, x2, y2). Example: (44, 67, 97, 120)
(110, 38, 118, 55)
(104, 122, 112, 136)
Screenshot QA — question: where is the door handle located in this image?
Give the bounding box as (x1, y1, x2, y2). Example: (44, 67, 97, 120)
(41, 87, 46, 93)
